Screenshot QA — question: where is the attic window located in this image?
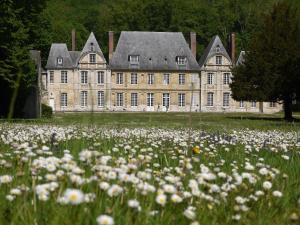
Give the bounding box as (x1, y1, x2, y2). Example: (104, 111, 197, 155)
(129, 55, 139, 64)
(90, 54, 96, 63)
(57, 57, 63, 65)
(216, 45, 220, 53)
(176, 56, 187, 65)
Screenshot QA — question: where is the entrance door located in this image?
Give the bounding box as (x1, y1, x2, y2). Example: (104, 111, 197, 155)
(49, 98, 55, 111)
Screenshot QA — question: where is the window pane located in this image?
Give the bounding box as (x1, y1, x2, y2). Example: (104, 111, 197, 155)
(98, 91, 104, 107)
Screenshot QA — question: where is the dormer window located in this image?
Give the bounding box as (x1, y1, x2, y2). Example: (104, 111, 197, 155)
(216, 45, 220, 53)
(129, 55, 139, 64)
(90, 54, 96, 63)
(57, 57, 63, 65)
(176, 56, 187, 65)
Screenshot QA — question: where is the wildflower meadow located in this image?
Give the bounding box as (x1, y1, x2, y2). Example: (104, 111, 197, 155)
(0, 113, 299, 225)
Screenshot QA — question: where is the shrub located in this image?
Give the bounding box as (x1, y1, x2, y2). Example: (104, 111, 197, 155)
(41, 104, 53, 118)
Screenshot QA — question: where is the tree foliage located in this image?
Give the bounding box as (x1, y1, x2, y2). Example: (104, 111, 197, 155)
(231, 2, 300, 120)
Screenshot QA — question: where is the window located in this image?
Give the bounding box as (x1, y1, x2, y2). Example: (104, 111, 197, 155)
(81, 71, 88, 84)
(116, 93, 124, 106)
(89, 54, 96, 63)
(269, 102, 276, 107)
(131, 73, 138, 84)
(207, 73, 213, 85)
(162, 93, 170, 108)
(178, 93, 185, 107)
(61, 71, 67, 83)
(98, 71, 104, 84)
(240, 100, 245, 108)
(176, 56, 187, 65)
(223, 92, 230, 107)
(251, 101, 256, 108)
(97, 91, 104, 107)
(223, 73, 230, 85)
(147, 93, 154, 107)
(179, 74, 185, 85)
(207, 92, 214, 106)
(163, 74, 170, 85)
(50, 71, 54, 83)
(116, 73, 123, 84)
(80, 91, 87, 107)
(129, 55, 139, 63)
(60, 93, 67, 107)
(216, 56, 222, 65)
(57, 57, 63, 65)
(131, 93, 138, 106)
(148, 74, 154, 85)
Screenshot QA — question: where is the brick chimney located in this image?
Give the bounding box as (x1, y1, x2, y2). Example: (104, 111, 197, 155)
(71, 29, 76, 51)
(109, 31, 114, 62)
(230, 32, 236, 64)
(190, 32, 197, 58)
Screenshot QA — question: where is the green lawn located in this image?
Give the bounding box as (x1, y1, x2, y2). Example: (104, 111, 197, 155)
(45, 112, 300, 131)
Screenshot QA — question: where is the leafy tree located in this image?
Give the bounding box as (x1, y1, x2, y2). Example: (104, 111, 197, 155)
(231, 2, 300, 121)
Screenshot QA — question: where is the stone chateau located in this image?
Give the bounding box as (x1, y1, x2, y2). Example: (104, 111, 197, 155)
(41, 31, 281, 113)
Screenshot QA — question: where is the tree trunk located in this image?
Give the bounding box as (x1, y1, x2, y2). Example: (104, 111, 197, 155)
(283, 96, 293, 121)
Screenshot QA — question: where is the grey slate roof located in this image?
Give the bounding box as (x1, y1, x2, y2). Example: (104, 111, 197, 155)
(198, 35, 231, 67)
(46, 43, 75, 69)
(46, 32, 105, 69)
(236, 51, 245, 65)
(110, 31, 200, 71)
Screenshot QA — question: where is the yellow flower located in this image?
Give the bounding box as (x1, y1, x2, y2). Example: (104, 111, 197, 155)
(192, 146, 200, 154)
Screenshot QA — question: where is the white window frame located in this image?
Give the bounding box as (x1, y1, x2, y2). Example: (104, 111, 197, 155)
(81, 71, 88, 84)
(162, 93, 170, 108)
(147, 93, 154, 107)
(129, 55, 139, 63)
(240, 100, 245, 108)
(89, 54, 96, 63)
(216, 56, 222, 65)
(178, 93, 185, 107)
(131, 73, 138, 84)
(116, 93, 124, 106)
(61, 71, 67, 83)
(223, 73, 230, 85)
(207, 92, 214, 106)
(179, 74, 185, 85)
(163, 74, 170, 85)
(97, 91, 104, 107)
(207, 73, 213, 85)
(251, 101, 256, 108)
(131, 93, 138, 107)
(98, 71, 104, 84)
(49, 71, 54, 83)
(57, 57, 63, 65)
(80, 91, 88, 107)
(176, 56, 187, 65)
(60, 93, 67, 107)
(116, 73, 123, 84)
(269, 102, 276, 107)
(148, 73, 154, 85)
(223, 92, 230, 107)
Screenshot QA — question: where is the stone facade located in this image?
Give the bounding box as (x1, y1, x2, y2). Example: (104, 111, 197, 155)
(199, 36, 281, 113)
(43, 33, 110, 112)
(110, 71, 200, 112)
(42, 31, 282, 114)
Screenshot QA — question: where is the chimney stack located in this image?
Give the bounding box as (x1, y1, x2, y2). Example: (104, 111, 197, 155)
(71, 29, 76, 51)
(230, 32, 236, 64)
(109, 31, 114, 62)
(190, 32, 197, 58)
